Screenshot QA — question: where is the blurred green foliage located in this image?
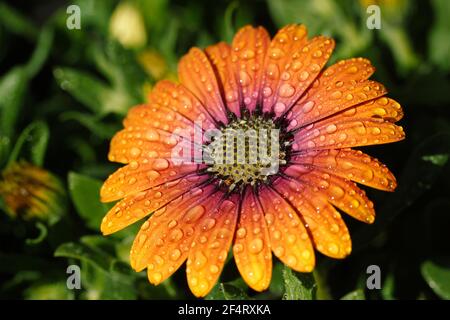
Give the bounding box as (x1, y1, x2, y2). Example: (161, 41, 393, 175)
(0, 0, 449, 300)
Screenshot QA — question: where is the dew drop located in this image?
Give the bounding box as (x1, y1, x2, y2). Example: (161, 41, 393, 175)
(153, 158, 169, 170)
(170, 249, 181, 261)
(266, 64, 280, 80)
(150, 272, 162, 284)
(328, 243, 339, 255)
(145, 129, 160, 141)
(331, 91, 342, 99)
(279, 84, 295, 98)
(233, 243, 243, 253)
(299, 71, 309, 81)
(274, 102, 286, 113)
(202, 218, 216, 231)
(169, 228, 183, 242)
(326, 124, 337, 134)
(274, 246, 285, 257)
(147, 170, 161, 181)
(209, 264, 219, 274)
(236, 227, 247, 239)
(194, 252, 207, 269)
(302, 101, 315, 113)
(185, 205, 206, 223)
(249, 238, 264, 254)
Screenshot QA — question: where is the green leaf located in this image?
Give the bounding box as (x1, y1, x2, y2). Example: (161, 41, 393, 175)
(341, 289, 365, 300)
(421, 258, 450, 299)
(422, 154, 449, 167)
(8, 121, 50, 166)
(223, 1, 239, 43)
(54, 67, 131, 115)
(0, 2, 37, 40)
(68, 172, 110, 230)
(24, 25, 54, 78)
(92, 40, 146, 101)
(206, 281, 250, 300)
(25, 222, 48, 245)
(24, 280, 74, 300)
(429, 0, 450, 71)
(282, 266, 316, 300)
(54, 242, 112, 271)
(381, 272, 395, 300)
(0, 135, 11, 167)
(61, 111, 119, 139)
(0, 66, 28, 139)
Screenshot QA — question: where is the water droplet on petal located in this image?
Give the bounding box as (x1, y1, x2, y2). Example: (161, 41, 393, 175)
(202, 218, 216, 231)
(279, 84, 295, 98)
(185, 205, 205, 223)
(249, 238, 264, 254)
(263, 87, 273, 97)
(326, 124, 337, 134)
(153, 159, 169, 170)
(193, 251, 207, 269)
(170, 249, 181, 261)
(274, 102, 286, 113)
(302, 101, 315, 113)
(236, 227, 247, 239)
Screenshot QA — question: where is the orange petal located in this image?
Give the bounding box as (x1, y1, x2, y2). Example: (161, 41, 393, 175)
(258, 186, 315, 272)
(288, 79, 388, 131)
(147, 80, 217, 130)
(130, 184, 219, 279)
(101, 173, 209, 235)
(186, 194, 240, 297)
(109, 128, 173, 164)
(122, 104, 196, 134)
(284, 167, 376, 223)
(291, 149, 397, 191)
(233, 187, 272, 291)
(100, 159, 204, 202)
(231, 25, 270, 113)
(294, 117, 405, 150)
(206, 42, 241, 117)
(261, 25, 335, 115)
(274, 177, 352, 258)
(338, 97, 404, 123)
(287, 58, 376, 128)
(178, 48, 228, 124)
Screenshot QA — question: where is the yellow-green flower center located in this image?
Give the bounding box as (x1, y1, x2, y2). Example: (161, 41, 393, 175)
(204, 115, 289, 191)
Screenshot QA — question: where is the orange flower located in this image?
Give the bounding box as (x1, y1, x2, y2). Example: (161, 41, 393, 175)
(0, 161, 65, 223)
(100, 25, 405, 297)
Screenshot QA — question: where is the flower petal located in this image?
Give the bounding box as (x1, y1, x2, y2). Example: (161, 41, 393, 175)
(206, 42, 241, 117)
(187, 194, 239, 297)
(101, 174, 210, 235)
(338, 97, 404, 123)
(294, 117, 405, 151)
(261, 24, 335, 115)
(288, 79, 388, 131)
(130, 184, 219, 280)
(274, 177, 352, 258)
(258, 186, 315, 272)
(291, 149, 397, 191)
(284, 167, 376, 223)
(287, 58, 377, 128)
(231, 25, 270, 113)
(100, 159, 204, 202)
(233, 187, 272, 291)
(178, 48, 228, 124)
(147, 80, 217, 130)
(109, 127, 175, 164)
